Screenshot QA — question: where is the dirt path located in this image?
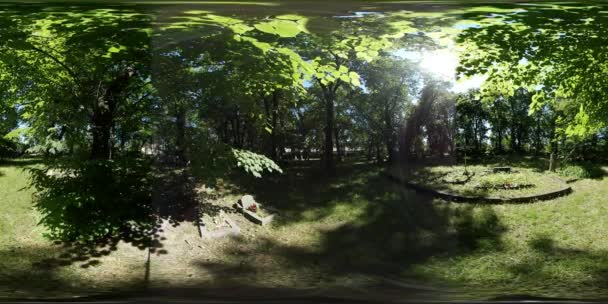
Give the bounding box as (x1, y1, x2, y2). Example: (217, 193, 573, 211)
(145, 164, 276, 289)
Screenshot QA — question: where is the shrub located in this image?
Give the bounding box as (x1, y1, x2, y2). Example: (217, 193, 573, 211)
(0, 137, 18, 159)
(28, 157, 155, 243)
(557, 163, 604, 179)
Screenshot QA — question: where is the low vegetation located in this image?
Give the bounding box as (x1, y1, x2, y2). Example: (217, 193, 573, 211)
(5, 158, 607, 299)
(400, 165, 567, 198)
(2, 1, 608, 301)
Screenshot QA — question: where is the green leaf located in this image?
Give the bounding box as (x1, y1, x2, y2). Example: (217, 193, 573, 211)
(254, 19, 304, 38)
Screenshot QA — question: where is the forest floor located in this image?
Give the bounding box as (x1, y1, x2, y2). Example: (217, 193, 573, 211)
(2, 157, 608, 300)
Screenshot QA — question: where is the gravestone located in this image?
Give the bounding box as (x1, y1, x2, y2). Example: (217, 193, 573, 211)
(240, 195, 257, 210)
(236, 195, 276, 226)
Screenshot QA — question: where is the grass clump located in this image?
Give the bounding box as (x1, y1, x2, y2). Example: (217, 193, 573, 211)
(476, 173, 534, 190)
(557, 163, 605, 179)
(404, 165, 563, 198)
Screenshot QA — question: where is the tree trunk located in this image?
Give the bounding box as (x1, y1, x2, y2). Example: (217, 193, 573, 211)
(90, 67, 135, 160)
(271, 92, 279, 160)
(367, 138, 373, 161)
(549, 127, 559, 171)
(175, 106, 187, 164)
(534, 115, 542, 154)
(91, 106, 113, 160)
(384, 106, 395, 164)
(510, 125, 517, 152)
(262, 93, 280, 160)
(334, 127, 342, 162)
(323, 91, 335, 171)
(496, 129, 503, 154)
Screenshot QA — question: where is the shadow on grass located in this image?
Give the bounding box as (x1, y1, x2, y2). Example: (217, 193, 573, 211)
(185, 161, 608, 298)
(190, 161, 507, 289)
(3, 157, 203, 271)
(505, 235, 608, 293)
(0, 157, 205, 298)
(0, 245, 148, 298)
(0, 158, 43, 168)
(151, 165, 201, 227)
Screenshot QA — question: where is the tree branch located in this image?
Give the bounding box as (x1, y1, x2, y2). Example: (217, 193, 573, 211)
(29, 44, 80, 85)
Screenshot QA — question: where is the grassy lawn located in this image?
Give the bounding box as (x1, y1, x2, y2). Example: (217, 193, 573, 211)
(392, 164, 568, 198)
(0, 159, 148, 299)
(412, 175, 608, 298)
(194, 159, 608, 298)
(1, 157, 608, 299)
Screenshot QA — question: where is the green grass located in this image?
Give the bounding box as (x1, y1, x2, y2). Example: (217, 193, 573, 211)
(413, 175, 608, 298)
(200, 159, 608, 299)
(0, 159, 43, 245)
(398, 164, 567, 198)
(0, 159, 147, 299)
(2, 157, 608, 299)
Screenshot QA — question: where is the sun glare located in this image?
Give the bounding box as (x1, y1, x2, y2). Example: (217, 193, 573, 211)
(395, 48, 486, 93)
(419, 49, 458, 80)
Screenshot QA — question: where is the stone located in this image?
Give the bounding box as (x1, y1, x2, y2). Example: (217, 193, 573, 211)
(235, 195, 277, 226)
(242, 209, 275, 226)
(200, 217, 241, 239)
(240, 195, 257, 210)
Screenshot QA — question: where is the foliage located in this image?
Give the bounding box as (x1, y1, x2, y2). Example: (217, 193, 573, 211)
(455, 4, 608, 140)
(557, 163, 605, 179)
(2, 2, 608, 246)
(233, 148, 282, 178)
(0, 137, 18, 158)
(28, 158, 154, 242)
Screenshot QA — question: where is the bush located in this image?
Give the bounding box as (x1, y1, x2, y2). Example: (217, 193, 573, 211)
(0, 137, 18, 159)
(557, 163, 605, 179)
(29, 157, 155, 243)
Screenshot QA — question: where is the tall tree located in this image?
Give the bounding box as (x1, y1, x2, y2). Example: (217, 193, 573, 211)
(0, 8, 153, 159)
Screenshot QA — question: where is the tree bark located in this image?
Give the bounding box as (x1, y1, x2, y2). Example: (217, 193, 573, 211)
(334, 127, 342, 162)
(175, 105, 187, 164)
(90, 67, 135, 160)
(320, 84, 336, 171)
(90, 108, 113, 160)
(271, 91, 279, 160)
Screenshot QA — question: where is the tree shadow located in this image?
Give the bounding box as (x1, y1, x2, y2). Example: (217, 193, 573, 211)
(0, 244, 149, 299)
(0, 158, 43, 168)
(20, 157, 184, 270)
(504, 235, 608, 296)
(189, 162, 507, 293)
(152, 165, 200, 227)
(558, 162, 607, 181)
(223, 161, 398, 223)
(199, 201, 238, 217)
(0, 157, 210, 298)
(463, 155, 549, 172)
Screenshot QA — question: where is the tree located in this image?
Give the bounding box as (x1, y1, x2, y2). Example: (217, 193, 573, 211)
(355, 55, 418, 163)
(0, 7, 154, 159)
(402, 81, 453, 159)
(455, 90, 488, 155)
(456, 4, 608, 143)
